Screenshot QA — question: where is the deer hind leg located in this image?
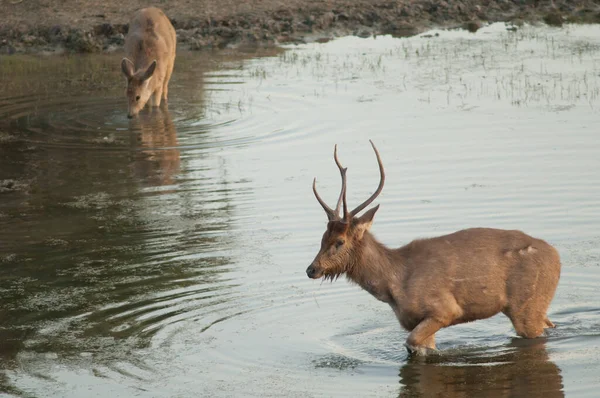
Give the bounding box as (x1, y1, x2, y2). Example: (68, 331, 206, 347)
(510, 315, 546, 339)
(505, 296, 552, 339)
(505, 261, 558, 338)
(405, 318, 444, 356)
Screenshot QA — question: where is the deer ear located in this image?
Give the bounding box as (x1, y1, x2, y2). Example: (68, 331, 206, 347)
(142, 60, 157, 81)
(353, 205, 379, 240)
(121, 58, 134, 79)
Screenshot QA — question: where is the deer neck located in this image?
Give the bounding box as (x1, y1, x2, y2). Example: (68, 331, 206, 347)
(346, 232, 402, 303)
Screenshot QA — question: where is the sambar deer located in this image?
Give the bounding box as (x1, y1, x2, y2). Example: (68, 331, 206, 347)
(306, 141, 561, 355)
(121, 7, 176, 118)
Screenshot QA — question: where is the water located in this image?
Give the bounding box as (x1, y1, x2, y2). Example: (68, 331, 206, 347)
(1, 23, 600, 397)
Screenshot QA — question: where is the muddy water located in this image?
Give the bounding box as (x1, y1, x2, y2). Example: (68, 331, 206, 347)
(1, 23, 600, 397)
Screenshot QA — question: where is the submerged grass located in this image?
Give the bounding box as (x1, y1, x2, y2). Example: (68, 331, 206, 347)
(247, 23, 600, 109)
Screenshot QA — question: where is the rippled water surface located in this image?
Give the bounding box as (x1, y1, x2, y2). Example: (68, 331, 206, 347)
(1, 23, 600, 397)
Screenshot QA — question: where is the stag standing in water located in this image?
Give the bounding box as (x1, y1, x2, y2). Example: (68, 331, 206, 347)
(306, 141, 561, 355)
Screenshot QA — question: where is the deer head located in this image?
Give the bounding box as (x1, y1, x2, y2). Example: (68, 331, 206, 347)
(306, 140, 385, 280)
(122, 58, 157, 119)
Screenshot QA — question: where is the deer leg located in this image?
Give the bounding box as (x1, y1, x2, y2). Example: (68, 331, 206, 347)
(421, 334, 436, 349)
(405, 318, 444, 356)
(506, 308, 547, 339)
(152, 87, 163, 107)
(512, 319, 545, 339)
(161, 82, 169, 107)
(162, 61, 173, 105)
(544, 316, 555, 329)
(505, 289, 553, 338)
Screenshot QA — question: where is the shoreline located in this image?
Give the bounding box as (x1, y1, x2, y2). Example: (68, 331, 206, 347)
(1, 0, 600, 55)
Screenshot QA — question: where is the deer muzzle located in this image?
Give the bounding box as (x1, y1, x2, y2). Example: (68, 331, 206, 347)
(306, 264, 321, 279)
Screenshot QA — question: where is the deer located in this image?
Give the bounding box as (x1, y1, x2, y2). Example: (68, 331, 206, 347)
(121, 7, 176, 118)
(306, 141, 561, 356)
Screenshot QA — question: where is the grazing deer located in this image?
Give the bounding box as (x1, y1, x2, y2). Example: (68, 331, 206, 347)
(121, 7, 176, 118)
(306, 141, 561, 355)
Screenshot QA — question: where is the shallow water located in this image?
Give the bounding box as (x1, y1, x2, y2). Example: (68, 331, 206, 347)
(1, 23, 600, 397)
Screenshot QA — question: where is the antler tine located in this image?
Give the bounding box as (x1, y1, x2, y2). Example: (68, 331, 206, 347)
(333, 145, 348, 219)
(349, 140, 385, 218)
(313, 178, 337, 221)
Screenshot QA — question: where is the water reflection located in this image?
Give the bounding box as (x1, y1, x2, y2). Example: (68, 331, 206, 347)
(0, 52, 240, 394)
(398, 338, 564, 398)
(129, 107, 180, 187)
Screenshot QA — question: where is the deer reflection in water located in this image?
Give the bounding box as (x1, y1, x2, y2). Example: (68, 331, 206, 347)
(129, 106, 180, 187)
(398, 337, 564, 398)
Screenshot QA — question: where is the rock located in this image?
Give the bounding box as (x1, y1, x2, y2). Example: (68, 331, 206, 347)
(277, 33, 293, 43)
(104, 44, 120, 53)
(383, 21, 418, 38)
(262, 31, 274, 41)
(356, 29, 371, 38)
(336, 11, 350, 21)
(22, 35, 37, 45)
(544, 11, 563, 27)
(243, 30, 257, 42)
(112, 24, 129, 35)
(93, 23, 114, 37)
(464, 20, 482, 33)
(213, 26, 236, 38)
(317, 11, 335, 29)
(189, 37, 214, 50)
(399, 6, 413, 18)
(296, 20, 312, 33)
(65, 29, 101, 52)
(281, 21, 293, 32)
(175, 29, 193, 42)
(109, 33, 124, 45)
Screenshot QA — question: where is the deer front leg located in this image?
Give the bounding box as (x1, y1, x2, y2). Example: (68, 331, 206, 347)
(152, 87, 163, 107)
(405, 318, 443, 356)
(162, 82, 169, 105)
(544, 316, 556, 329)
(421, 334, 436, 350)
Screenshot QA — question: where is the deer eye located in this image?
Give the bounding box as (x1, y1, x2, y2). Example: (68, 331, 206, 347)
(135, 95, 140, 101)
(335, 239, 345, 248)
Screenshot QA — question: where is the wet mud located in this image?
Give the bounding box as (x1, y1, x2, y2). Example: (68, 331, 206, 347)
(2, 0, 600, 54)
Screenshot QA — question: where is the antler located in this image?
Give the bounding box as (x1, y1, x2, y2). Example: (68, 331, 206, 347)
(333, 146, 348, 218)
(313, 140, 384, 221)
(313, 145, 347, 221)
(347, 140, 385, 219)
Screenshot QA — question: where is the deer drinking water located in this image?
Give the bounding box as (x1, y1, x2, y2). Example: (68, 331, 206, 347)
(306, 141, 561, 355)
(121, 7, 176, 118)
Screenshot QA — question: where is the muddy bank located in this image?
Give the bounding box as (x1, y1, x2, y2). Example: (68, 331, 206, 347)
(1, 0, 600, 54)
